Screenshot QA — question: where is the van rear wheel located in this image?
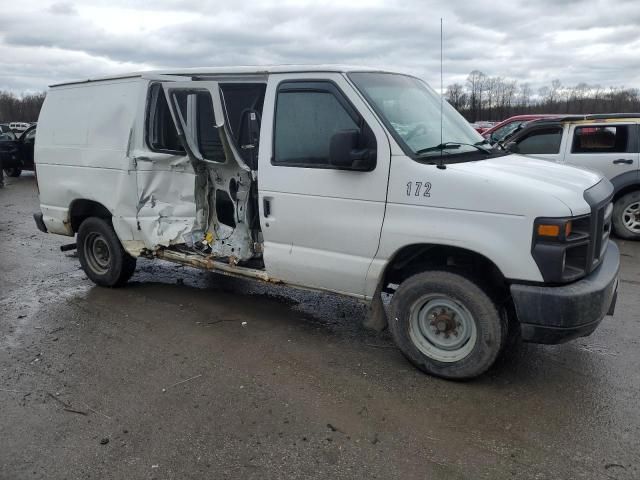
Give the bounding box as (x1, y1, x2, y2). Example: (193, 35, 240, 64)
(77, 217, 136, 287)
(389, 271, 504, 380)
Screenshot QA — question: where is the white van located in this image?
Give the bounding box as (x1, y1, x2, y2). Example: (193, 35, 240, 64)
(9, 122, 31, 132)
(33, 66, 619, 379)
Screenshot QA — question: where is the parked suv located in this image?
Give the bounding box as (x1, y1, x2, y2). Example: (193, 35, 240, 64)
(33, 66, 619, 379)
(504, 114, 640, 239)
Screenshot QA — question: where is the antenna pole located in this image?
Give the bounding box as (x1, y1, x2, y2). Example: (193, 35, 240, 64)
(439, 17, 445, 169)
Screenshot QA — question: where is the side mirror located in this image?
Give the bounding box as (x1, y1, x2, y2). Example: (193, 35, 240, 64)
(329, 129, 375, 170)
(504, 141, 519, 153)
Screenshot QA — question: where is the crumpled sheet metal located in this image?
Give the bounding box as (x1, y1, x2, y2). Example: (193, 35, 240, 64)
(135, 169, 199, 248)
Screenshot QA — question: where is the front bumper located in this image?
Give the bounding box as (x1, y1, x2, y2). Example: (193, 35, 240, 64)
(511, 240, 619, 344)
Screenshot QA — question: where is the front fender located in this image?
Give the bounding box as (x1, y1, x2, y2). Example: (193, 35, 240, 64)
(364, 203, 542, 298)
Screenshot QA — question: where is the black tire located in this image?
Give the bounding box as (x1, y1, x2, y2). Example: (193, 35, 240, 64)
(613, 191, 640, 240)
(77, 217, 136, 287)
(4, 167, 22, 177)
(389, 270, 504, 380)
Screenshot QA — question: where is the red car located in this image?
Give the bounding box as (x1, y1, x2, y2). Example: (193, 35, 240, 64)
(482, 115, 562, 144)
(471, 121, 496, 134)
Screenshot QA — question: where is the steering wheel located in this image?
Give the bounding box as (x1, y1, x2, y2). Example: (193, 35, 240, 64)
(405, 123, 429, 142)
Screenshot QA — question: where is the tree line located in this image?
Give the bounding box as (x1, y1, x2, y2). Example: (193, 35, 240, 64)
(3, 72, 640, 125)
(0, 91, 46, 123)
(447, 70, 640, 122)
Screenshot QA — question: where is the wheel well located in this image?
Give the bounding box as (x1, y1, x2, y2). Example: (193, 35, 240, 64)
(613, 184, 640, 203)
(68, 199, 112, 232)
(380, 244, 508, 297)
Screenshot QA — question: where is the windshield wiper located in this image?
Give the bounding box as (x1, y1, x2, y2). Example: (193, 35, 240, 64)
(415, 141, 492, 156)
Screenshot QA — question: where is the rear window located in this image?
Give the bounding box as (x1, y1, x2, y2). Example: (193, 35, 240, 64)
(147, 84, 184, 154)
(571, 125, 631, 153)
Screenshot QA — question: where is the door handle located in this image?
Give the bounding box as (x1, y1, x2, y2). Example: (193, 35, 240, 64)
(263, 198, 271, 217)
(613, 159, 633, 165)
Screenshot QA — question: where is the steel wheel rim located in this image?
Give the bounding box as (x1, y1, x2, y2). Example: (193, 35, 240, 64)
(409, 294, 477, 363)
(84, 232, 111, 274)
(622, 201, 640, 232)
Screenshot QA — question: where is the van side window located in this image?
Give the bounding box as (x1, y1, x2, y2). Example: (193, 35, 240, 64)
(195, 91, 226, 163)
(571, 125, 631, 153)
(273, 81, 376, 169)
(147, 84, 184, 154)
(516, 127, 562, 155)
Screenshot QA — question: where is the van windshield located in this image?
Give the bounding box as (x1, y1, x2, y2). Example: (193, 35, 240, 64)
(349, 72, 485, 159)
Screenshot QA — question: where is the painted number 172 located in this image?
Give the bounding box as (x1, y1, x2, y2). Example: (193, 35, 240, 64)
(406, 181, 432, 197)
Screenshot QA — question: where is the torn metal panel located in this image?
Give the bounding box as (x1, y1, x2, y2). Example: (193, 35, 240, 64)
(203, 131, 255, 260)
(132, 79, 260, 262)
(135, 166, 198, 247)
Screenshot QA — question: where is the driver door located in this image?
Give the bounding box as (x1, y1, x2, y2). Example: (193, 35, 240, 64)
(258, 73, 391, 297)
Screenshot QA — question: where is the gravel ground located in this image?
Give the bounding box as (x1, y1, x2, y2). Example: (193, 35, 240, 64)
(1, 173, 639, 479)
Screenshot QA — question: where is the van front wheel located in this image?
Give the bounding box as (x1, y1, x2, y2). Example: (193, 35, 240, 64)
(77, 217, 136, 287)
(389, 271, 504, 380)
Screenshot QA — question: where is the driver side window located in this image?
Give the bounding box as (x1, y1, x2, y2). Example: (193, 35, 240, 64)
(273, 81, 376, 169)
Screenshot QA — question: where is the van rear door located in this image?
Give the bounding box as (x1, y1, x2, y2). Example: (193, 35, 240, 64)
(257, 73, 391, 297)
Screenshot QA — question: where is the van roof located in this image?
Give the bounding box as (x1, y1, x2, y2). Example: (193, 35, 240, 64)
(49, 64, 400, 87)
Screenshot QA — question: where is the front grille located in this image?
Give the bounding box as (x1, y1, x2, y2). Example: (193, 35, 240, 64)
(563, 215, 590, 278)
(584, 181, 614, 275)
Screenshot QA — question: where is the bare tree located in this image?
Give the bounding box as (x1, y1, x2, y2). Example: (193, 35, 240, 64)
(446, 83, 467, 111)
(0, 91, 46, 123)
(447, 72, 640, 120)
(466, 70, 486, 121)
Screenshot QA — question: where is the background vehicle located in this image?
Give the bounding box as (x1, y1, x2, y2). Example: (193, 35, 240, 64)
(0, 124, 36, 177)
(504, 114, 640, 239)
(483, 114, 561, 145)
(470, 121, 496, 133)
(9, 122, 31, 132)
(33, 66, 618, 380)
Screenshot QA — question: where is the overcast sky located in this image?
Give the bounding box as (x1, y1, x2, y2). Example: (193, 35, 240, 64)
(0, 0, 639, 94)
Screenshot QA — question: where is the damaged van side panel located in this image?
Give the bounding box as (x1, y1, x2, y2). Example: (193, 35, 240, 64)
(128, 78, 265, 261)
(35, 79, 142, 241)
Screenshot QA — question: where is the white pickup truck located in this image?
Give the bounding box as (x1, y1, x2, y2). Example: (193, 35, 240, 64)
(33, 66, 619, 379)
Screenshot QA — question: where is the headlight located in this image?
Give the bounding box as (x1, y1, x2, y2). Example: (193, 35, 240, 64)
(536, 220, 573, 240)
(532, 215, 591, 283)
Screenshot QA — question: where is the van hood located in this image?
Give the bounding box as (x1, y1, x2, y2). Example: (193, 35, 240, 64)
(451, 154, 604, 215)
